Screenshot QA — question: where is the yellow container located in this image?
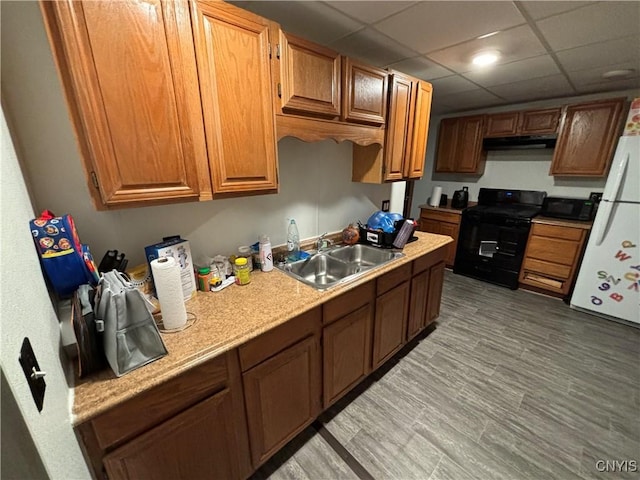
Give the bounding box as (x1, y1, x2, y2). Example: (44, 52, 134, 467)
(234, 257, 251, 286)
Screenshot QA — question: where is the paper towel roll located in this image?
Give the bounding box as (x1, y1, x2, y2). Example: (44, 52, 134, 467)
(151, 257, 187, 330)
(429, 186, 443, 207)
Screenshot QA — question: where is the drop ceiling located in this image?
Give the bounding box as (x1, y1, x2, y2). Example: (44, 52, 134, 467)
(231, 1, 640, 114)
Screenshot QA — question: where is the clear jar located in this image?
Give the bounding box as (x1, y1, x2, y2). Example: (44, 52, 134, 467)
(234, 257, 251, 285)
(238, 245, 253, 271)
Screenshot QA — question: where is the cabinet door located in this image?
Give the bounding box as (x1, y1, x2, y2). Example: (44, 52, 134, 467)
(426, 262, 445, 326)
(550, 98, 625, 176)
(104, 390, 242, 480)
(520, 108, 560, 135)
(439, 221, 459, 267)
(42, 0, 207, 207)
(407, 270, 429, 340)
(435, 117, 459, 172)
(383, 73, 413, 181)
(323, 303, 373, 407)
(405, 81, 433, 179)
(485, 112, 520, 137)
(278, 32, 341, 119)
(420, 218, 441, 234)
(342, 58, 388, 125)
(191, 1, 279, 195)
(372, 281, 410, 368)
(243, 336, 321, 466)
(456, 115, 486, 173)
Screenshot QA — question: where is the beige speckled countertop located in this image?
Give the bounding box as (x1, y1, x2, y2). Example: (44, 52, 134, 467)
(72, 232, 452, 425)
(532, 216, 593, 230)
(418, 200, 477, 214)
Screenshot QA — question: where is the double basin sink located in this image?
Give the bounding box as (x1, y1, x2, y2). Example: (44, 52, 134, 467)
(277, 244, 404, 290)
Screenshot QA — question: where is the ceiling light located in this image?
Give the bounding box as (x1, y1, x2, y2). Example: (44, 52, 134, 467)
(477, 31, 500, 40)
(602, 69, 635, 79)
(471, 50, 501, 66)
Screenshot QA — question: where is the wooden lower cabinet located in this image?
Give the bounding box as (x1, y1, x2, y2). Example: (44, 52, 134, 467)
(104, 390, 240, 480)
(407, 269, 429, 340)
(419, 207, 462, 267)
(427, 262, 445, 325)
(372, 266, 411, 368)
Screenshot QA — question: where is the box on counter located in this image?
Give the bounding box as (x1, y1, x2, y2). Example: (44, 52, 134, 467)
(145, 236, 196, 300)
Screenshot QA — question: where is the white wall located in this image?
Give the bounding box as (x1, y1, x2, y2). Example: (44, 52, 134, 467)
(411, 89, 640, 218)
(0, 106, 91, 479)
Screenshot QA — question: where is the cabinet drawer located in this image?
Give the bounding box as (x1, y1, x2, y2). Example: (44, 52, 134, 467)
(420, 209, 460, 224)
(520, 271, 568, 294)
(527, 236, 580, 266)
(376, 263, 411, 295)
(91, 354, 229, 450)
(531, 223, 583, 241)
(522, 258, 572, 280)
(323, 281, 374, 325)
(239, 307, 321, 372)
(413, 248, 446, 275)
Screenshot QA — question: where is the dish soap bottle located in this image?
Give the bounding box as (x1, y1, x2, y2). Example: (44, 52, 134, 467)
(287, 219, 300, 261)
(259, 234, 273, 272)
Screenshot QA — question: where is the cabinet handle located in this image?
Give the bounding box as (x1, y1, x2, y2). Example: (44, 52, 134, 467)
(90, 171, 99, 190)
(277, 83, 282, 98)
(276, 43, 281, 59)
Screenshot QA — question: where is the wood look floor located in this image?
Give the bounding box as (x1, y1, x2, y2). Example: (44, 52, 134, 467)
(252, 271, 640, 480)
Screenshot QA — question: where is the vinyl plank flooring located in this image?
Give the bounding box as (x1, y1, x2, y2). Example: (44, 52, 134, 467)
(427, 455, 477, 480)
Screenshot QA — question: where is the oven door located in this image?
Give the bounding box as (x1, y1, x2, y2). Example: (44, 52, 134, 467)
(454, 212, 531, 289)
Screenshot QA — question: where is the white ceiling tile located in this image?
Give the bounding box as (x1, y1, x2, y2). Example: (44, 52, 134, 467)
(517, 1, 596, 20)
(386, 56, 453, 81)
(555, 35, 640, 73)
(486, 74, 575, 102)
(329, 28, 417, 67)
(567, 61, 640, 88)
(324, 1, 416, 25)
(435, 89, 506, 112)
(573, 77, 640, 95)
(427, 25, 547, 74)
(536, 1, 640, 52)
(430, 76, 480, 96)
(236, 1, 364, 44)
(463, 55, 560, 87)
(374, 1, 526, 54)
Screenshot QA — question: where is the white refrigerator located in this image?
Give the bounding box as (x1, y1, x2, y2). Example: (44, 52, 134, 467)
(570, 131, 640, 325)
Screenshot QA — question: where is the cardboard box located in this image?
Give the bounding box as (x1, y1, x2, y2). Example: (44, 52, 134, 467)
(145, 237, 196, 300)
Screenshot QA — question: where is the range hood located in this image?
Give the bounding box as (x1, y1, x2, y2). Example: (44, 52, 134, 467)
(483, 134, 557, 150)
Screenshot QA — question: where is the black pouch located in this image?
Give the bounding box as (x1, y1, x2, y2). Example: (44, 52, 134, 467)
(72, 284, 108, 377)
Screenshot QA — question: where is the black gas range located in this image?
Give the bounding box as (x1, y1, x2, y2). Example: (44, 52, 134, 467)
(453, 188, 546, 289)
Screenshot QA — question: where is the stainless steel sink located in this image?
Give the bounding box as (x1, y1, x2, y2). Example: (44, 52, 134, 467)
(278, 244, 404, 290)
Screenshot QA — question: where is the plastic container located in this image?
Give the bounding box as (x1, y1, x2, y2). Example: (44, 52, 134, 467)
(238, 245, 253, 271)
(259, 235, 274, 272)
(234, 257, 251, 285)
(197, 267, 212, 292)
(287, 219, 300, 261)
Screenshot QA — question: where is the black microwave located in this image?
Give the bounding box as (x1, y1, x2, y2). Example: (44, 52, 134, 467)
(541, 196, 595, 221)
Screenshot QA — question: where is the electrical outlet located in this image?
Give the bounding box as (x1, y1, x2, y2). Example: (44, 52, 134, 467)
(381, 200, 390, 212)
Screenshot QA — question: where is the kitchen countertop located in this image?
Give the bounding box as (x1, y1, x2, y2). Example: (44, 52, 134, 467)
(418, 200, 477, 214)
(532, 216, 593, 230)
(72, 231, 452, 425)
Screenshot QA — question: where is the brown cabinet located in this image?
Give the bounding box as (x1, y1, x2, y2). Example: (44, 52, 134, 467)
(435, 115, 486, 174)
(407, 250, 446, 340)
(191, 1, 279, 196)
(485, 108, 561, 137)
(276, 32, 341, 119)
(76, 352, 252, 480)
(342, 58, 388, 126)
(519, 221, 589, 296)
(351, 73, 433, 183)
(372, 264, 411, 368)
(550, 98, 625, 177)
(419, 208, 462, 267)
(427, 262, 445, 325)
(240, 308, 321, 467)
(41, 0, 209, 208)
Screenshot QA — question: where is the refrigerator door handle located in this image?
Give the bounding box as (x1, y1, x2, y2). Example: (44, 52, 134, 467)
(593, 200, 614, 246)
(608, 152, 630, 202)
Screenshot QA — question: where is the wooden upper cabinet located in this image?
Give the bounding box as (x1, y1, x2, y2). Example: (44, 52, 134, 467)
(342, 58, 388, 125)
(405, 80, 433, 179)
(277, 32, 341, 119)
(485, 108, 560, 137)
(191, 1, 278, 196)
(436, 115, 486, 174)
(550, 98, 625, 176)
(41, 0, 209, 208)
(383, 72, 414, 181)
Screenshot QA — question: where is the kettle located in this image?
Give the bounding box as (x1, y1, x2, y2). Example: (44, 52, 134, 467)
(451, 186, 469, 209)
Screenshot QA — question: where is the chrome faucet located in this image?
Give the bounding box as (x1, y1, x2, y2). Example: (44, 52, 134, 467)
(315, 233, 334, 252)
